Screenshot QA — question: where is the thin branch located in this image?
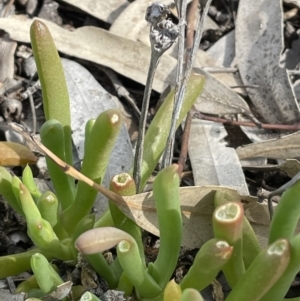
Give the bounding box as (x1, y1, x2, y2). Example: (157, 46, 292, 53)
(177, 0, 198, 176)
(133, 3, 179, 192)
(162, 0, 212, 168)
(194, 111, 300, 131)
(28, 94, 37, 135)
(177, 112, 192, 176)
(133, 50, 161, 192)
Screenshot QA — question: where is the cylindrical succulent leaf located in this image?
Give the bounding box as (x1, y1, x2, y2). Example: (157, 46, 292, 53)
(269, 180, 300, 244)
(11, 176, 23, 213)
(0, 167, 23, 215)
(19, 184, 63, 258)
(84, 119, 96, 154)
(109, 172, 144, 264)
(62, 109, 122, 235)
(214, 190, 261, 268)
(0, 248, 52, 278)
(260, 232, 300, 301)
(181, 288, 204, 301)
(40, 119, 75, 209)
(22, 165, 41, 203)
(84, 252, 119, 289)
(37, 191, 58, 227)
(16, 274, 39, 293)
(70, 214, 95, 258)
(164, 279, 182, 301)
(136, 73, 205, 191)
(30, 253, 63, 294)
(152, 164, 182, 288)
(226, 239, 291, 301)
(30, 19, 73, 165)
(213, 202, 245, 287)
(80, 292, 102, 301)
(75, 227, 161, 298)
(180, 239, 233, 291)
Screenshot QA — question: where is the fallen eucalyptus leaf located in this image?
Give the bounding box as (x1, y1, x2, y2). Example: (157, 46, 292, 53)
(0, 141, 37, 166)
(193, 67, 250, 115)
(40, 281, 73, 301)
(110, 2, 245, 97)
(0, 15, 177, 93)
(235, 0, 300, 124)
(284, 0, 300, 8)
(236, 131, 300, 159)
(279, 159, 300, 177)
(188, 119, 249, 195)
(60, 0, 129, 24)
(116, 186, 271, 249)
(0, 289, 25, 301)
(0, 15, 247, 107)
(206, 30, 235, 68)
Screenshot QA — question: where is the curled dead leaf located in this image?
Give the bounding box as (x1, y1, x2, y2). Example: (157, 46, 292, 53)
(0, 142, 37, 166)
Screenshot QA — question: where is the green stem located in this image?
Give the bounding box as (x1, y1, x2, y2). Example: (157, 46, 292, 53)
(85, 253, 119, 289)
(94, 209, 115, 228)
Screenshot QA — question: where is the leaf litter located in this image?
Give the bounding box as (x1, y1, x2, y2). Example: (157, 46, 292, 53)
(1, 0, 300, 299)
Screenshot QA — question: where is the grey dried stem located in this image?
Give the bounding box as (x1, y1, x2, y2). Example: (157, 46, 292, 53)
(162, 0, 212, 168)
(161, 0, 187, 168)
(133, 3, 178, 192)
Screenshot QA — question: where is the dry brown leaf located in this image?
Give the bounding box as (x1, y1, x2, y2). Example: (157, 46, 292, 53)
(0, 141, 37, 166)
(279, 159, 300, 177)
(236, 131, 300, 159)
(0, 15, 248, 109)
(116, 186, 271, 249)
(188, 119, 248, 195)
(0, 15, 177, 93)
(60, 0, 129, 24)
(236, 0, 300, 124)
